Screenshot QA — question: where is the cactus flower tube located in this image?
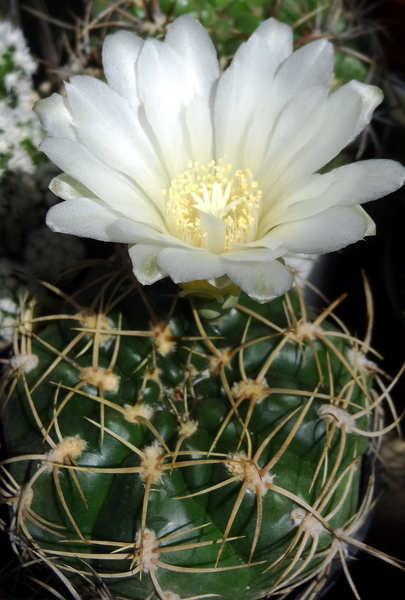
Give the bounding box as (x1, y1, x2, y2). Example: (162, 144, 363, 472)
(35, 16, 405, 302)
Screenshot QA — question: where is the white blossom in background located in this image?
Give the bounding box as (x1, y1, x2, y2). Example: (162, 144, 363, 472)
(0, 259, 25, 346)
(36, 16, 405, 302)
(0, 23, 78, 266)
(0, 297, 19, 343)
(0, 20, 43, 181)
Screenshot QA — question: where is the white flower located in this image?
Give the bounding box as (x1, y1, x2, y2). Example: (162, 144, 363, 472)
(0, 22, 42, 186)
(7, 146, 35, 174)
(36, 16, 405, 302)
(5, 72, 19, 91)
(0, 298, 19, 342)
(0, 21, 37, 76)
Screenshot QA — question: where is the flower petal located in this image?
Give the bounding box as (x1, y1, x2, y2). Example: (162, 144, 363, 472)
(65, 75, 167, 201)
(330, 159, 405, 206)
(272, 206, 371, 254)
(260, 158, 405, 235)
(128, 244, 167, 285)
(358, 206, 376, 236)
(165, 15, 219, 100)
(109, 219, 192, 248)
(253, 17, 293, 54)
(185, 94, 214, 165)
(221, 258, 293, 303)
(346, 81, 383, 142)
(257, 87, 326, 194)
(223, 246, 286, 262)
(276, 81, 382, 189)
(40, 138, 164, 229)
(259, 173, 336, 234)
(198, 211, 227, 254)
(49, 174, 97, 200)
(214, 18, 293, 171)
(46, 197, 127, 242)
(35, 93, 75, 140)
(137, 38, 196, 176)
(102, 30, 143, 111)
(231, 235, 284, 252)
(157, 247, 224, 282)
(271, 38, 334, 112)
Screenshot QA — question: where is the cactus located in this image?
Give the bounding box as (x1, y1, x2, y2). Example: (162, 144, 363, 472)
(1, 3, 403, 599)
(0, 262, 395, 600)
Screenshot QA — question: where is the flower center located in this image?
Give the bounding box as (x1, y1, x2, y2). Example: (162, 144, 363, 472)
(163, 160, 262, 254)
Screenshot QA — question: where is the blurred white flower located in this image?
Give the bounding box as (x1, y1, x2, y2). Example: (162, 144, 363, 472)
(0, 297, 19, 342)
(7, 146, 35, 174)
(0, 21, 42, 183)
(36, 16, 405, 302)
(0, 21, 37, 76)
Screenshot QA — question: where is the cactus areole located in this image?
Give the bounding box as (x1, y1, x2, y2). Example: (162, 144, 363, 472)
(1, 267, 384, 600)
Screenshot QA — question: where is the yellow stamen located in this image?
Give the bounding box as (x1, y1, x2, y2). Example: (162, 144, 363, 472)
(164, 160, 262, 253)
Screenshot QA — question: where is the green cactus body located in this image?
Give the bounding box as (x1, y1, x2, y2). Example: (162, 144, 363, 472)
(1, 268, 380, 600)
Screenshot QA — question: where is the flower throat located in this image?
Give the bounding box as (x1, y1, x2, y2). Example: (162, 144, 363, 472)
(164, 160, 262, 253)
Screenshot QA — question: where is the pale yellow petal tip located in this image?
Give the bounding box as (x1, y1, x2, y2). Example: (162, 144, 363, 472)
(32, 97, 44, 116)
(34, 93, 63, 123)
(367, 85, 384, 109)
(352, 80, 384, 108)
(33, 95, 52, 117)
(48, 175, 62, 195)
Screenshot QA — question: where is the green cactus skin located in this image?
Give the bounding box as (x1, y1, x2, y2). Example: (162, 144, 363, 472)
(1, 266, 383, 600)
